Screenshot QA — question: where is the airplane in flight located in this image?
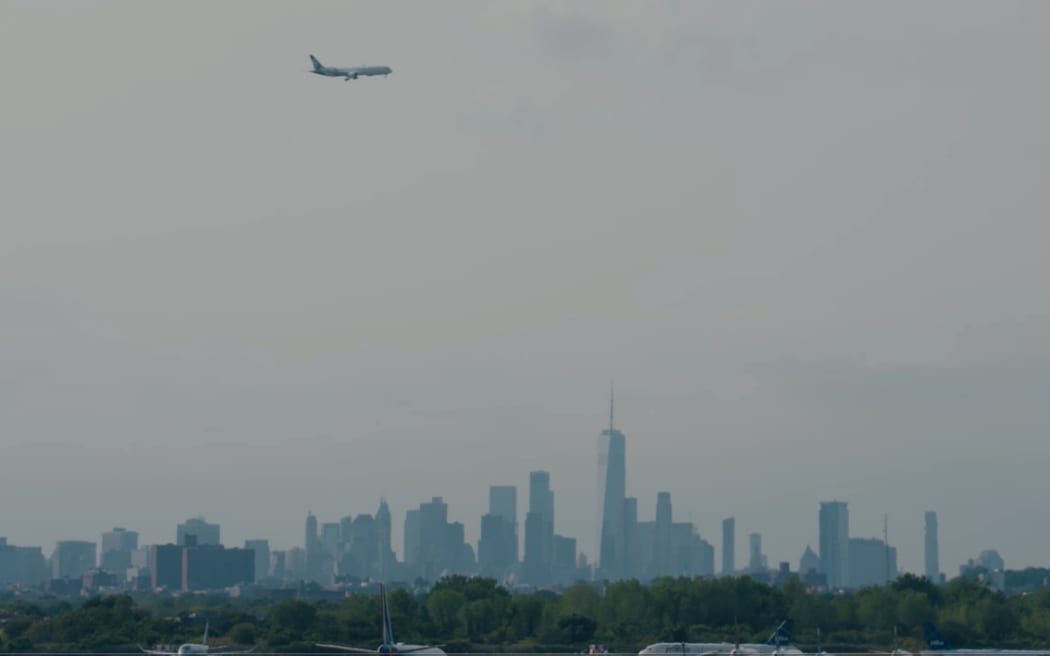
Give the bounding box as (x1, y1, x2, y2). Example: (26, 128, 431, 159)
(317, 584, 445, 655)
(309, 55, 392, 81)
(640, 620, 801, 655)
(141, 622, 255, 656)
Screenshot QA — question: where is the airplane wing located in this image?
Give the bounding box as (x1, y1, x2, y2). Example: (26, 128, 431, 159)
(140, 649, 175, 655)
(395, 646, 443, 654)
(316, 645, 376, 654)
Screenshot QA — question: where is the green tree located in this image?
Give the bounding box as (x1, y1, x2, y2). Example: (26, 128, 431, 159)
(898, 590, 935, 629)
(269, 600, 317, 640)
(426, 588, 466, 638)
(227, 623, 257, 645)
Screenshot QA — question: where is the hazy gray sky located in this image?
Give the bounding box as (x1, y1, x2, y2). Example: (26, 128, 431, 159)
(2, 1, 1049, 576)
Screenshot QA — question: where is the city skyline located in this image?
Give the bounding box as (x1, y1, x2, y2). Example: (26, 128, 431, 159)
(0, 411, 1028, 583)
(2, 1, 1049, 580)
(0, 485, 1014, 592)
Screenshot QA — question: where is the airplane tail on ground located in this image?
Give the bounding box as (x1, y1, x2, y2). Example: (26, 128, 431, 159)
(380, 584, 395, 647)
(309, 55, 323, 71)
(203, 621, 209, 646)
(766, 620, 794, 646)
(922, 623, 948, 650)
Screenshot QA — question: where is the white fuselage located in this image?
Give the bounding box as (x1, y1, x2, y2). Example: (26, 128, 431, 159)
(387, 646, 445, 656)
(177, 645, 209, 655)
(313, 65, 392, 80)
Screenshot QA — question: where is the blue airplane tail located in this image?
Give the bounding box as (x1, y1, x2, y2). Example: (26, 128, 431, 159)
(380, 584, 395, 647)
(309, 55, 323, 72)
(922, 623, 948, 650)
(766, 620, 794, 646)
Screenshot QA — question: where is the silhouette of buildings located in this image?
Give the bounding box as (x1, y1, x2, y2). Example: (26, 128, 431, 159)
(650, 492, 673, 577)
(597, 390, 626, 580)
(244, 539, 270, 581)
(924, 511, 940, 582)
(101, 527, 138, 575)
(402, 496, 473, 580)
(524, 471, 554, 583)
(150, 544, 182, 590)
(819, 501, 849, 589)
(304, 511, 330, 583)
(51, 540, 96, 580)
(847, 537, 897, 588)
(176, 517, 219, 546)
(722, 517, 735, 575)
(479, 485, 518, 578)
(149, 541, 254, 591)
(799, 544, 820, 577)
(0, 538, 48, 586)
(960, 549, 1006, 590)
(749, 532, 766, 573)
(621, 496, 641, 579)
(182, 544, 254, 591)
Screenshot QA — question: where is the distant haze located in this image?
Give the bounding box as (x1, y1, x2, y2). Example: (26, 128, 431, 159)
(1, 1, 1048, 575)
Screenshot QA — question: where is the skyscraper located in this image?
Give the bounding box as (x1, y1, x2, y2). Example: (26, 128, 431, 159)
(621, 497, 641, 580)
(489, 485, 518, 563)
(417, 497, 451, 579)
(304, 512, 327, 584)
(748, 532, 764, 572)
(403, 509, 420, 565)
(51, 541, 96, 579)
(598, 389, 626, 580)
(479, 513, 513, 576)
(343, 514, 380, 579)
(722, 517, 735, 575)
(244, 539, 270, 581)
(490, 486, 517, 524)
(651, 492, 672, 577)
(101, 527, 138, 574)
(177, 517, 220, 546)
(376, 499, 393, 580)
(305, 512, 319, 553)
(848, 537, 897, 588)
(924, 511, 940, 582)
(799, 545, 820, 576)
(320, 522, 342, 559)
(524, 471, 554, 582)
(819, 501, 849, 589)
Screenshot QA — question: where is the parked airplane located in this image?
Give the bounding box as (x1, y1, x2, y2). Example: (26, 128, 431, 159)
(141, 622, 254, 656)
(919, 623, 1050, 656)
(640, 620, 800, 655)
(309, 55, 392, 81)
(317, 584, 445, 655)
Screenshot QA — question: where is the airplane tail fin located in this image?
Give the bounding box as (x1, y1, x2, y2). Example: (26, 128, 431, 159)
(922, 623, 947, 650)
(203, 621, 209, 646)
(766, 620, 793, 646)
(380, 584, 395, 646)
(309, 55, 323, 71)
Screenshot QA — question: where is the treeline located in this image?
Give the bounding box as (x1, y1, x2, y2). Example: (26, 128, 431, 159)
(2, 574, 1049, 652)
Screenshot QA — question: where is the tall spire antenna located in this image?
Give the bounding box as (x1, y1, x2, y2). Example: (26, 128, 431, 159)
(609, 382, 615, 432)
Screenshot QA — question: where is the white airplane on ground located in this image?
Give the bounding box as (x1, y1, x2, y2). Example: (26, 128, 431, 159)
(309, 55, 392, 81)
(141, 622, 255, 656)
(317, 584, 445, 655)
(640, 621, 801, 656)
